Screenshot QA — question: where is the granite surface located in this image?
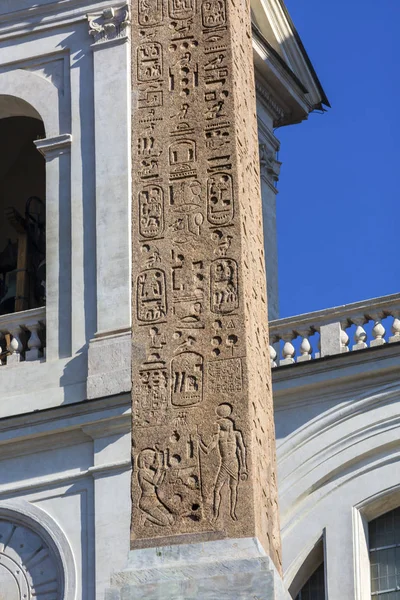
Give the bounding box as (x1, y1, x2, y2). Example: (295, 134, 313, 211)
(130, 0, 281, 571)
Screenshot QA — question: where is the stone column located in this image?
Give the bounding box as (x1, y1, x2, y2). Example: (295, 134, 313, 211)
(129, 0, 282, 586)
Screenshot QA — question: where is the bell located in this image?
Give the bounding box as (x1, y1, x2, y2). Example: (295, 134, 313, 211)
(0, 270, 16, 315)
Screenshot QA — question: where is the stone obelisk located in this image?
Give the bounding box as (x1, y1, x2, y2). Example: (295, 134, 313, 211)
(122, 0, 286, 594)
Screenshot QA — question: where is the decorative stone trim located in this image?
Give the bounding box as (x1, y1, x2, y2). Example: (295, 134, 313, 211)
(34, 133, 72, 159)
(88, 5, 131, 46)
(269, 292, 400, 367)
(255, 79, 286, 126)
(257, 120, 281, 191)
(259, 143, 282, 189)
(0, 306, 46, 365)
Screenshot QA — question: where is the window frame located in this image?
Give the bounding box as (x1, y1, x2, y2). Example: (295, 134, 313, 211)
(354, 488, 400, 600)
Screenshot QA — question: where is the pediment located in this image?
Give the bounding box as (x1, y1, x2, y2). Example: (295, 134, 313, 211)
(251, 0, 329, 123)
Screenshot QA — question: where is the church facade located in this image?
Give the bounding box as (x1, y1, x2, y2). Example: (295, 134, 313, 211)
(0, 0, 395, 599)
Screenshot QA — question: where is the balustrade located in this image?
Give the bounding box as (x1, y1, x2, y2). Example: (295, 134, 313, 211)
(1, 295, 398, 372)
(0, 307, 45, 366)
(269, 293, 400, 368)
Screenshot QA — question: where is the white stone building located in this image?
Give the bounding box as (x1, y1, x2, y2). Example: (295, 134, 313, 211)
(0, 1, 395, 599)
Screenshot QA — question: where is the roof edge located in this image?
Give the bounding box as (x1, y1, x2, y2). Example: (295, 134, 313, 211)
(277, 0, 330, 109)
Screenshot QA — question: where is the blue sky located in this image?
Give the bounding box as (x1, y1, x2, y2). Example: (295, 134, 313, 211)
(276, 0, 400, 318)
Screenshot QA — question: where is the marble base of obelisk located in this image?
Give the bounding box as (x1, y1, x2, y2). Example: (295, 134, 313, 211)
(105, 538, 291, 600)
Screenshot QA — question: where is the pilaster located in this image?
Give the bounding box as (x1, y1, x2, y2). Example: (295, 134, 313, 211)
(88, 4, 132, 335)
(34, 134, 73, 360)
(258, 119, 281, 320)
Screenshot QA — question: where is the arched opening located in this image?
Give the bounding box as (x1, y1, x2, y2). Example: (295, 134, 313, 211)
(0, 115, 46, 316)
(295, 563, 325, 600)
(289, 537, 326, 600)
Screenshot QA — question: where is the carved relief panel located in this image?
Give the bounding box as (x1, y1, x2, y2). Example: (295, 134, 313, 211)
(131, 0, 280, 569)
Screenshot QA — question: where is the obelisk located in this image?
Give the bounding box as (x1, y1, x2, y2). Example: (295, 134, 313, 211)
(128, 0, 284, 590)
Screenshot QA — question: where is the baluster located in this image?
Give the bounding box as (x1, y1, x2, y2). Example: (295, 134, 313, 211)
(340, 326, 350, 353)
(7, 327, 23, 365)
(280, 336, 296, 366)
(297, 337, 312, 362)
(26, 323, 42, 361)
(352, 322, 368, 351)
(389, 314, 400, 343)
(269, 345, 277, 368)
(370, 319, 386, 347)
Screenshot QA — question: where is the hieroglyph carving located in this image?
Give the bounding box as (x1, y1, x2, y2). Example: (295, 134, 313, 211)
(137, 448, 175, 526)
(207, 173, 234, 225)
(171, 351, 203, 406)
(208, 358, 242, 394)
(88, 5, 131, 44)
(137, 419, 203, 525)
(137, 268, 167, 322)
(131, 0, 281, 567)
(137, 43, 163, 82)
(139, 0, 163, 26)
(139, 185, 164, 239)
(169, 0, 196, 20)
(202, 0, 227, 29)
(196, 404, 247, 521)
(134, 354, 168, 426)
(210, 258, 238, 313)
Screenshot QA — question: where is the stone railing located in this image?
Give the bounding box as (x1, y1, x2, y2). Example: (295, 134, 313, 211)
(269, 293, 400, 367)
(0, 307, 46, 366)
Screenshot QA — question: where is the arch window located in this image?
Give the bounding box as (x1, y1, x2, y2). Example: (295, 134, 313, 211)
(295, 563, 325, 600)
(0, 115, 46, 316)
(369, 507, 400, 597)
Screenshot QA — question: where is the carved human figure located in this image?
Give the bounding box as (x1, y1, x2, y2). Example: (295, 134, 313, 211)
(211, 259, 238, 313)
(137, 449, 174, 526)
(196, 404, 247, 521)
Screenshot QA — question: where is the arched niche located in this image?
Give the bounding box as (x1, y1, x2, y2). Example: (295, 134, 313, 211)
(288, 535, 325, 598)
(0, 69, 61, 138)
(0, 95, 42, 121)
(0, 99, 46, 316)
(0, 68, 72, 360)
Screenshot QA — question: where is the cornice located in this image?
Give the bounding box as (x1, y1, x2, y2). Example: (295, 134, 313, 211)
(253, 35, 312, 121)
(273, 341, 400, 413)
(0, 1, 127, 42)
(88, 4, 130, 46)
(34, 133, 73, 159)
(255, 79, 286, 126)
(251, 0, 329, 110)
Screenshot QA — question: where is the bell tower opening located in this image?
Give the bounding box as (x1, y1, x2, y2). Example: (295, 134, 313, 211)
(0, 115, 46, 316)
